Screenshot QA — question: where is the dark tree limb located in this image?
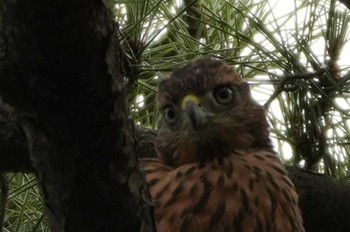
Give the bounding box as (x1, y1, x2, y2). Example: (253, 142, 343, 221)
(287, 167, 350, 232)
(0, 0, 155, 231)
(0, 99, 34, 172)
(339, 0, 350, 10)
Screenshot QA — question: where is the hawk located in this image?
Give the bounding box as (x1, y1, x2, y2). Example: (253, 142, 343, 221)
(140, 58, 304, 232)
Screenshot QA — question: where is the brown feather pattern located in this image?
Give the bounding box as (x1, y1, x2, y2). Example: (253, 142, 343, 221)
(140, 58, 304, 232)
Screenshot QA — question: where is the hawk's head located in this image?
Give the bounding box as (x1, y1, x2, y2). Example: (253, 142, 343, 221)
(156, 58, 272, 167)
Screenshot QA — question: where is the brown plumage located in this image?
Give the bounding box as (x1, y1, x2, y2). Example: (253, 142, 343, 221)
(140, 58, 304, 232)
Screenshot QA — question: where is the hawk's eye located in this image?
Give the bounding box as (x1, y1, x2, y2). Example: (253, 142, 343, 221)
(213, 86, 234, 105)
(163, 105, 177, 126)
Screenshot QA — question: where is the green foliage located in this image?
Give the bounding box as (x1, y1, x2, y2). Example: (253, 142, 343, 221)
(114, 0, 350, 177)
(4, 174, 47, 232)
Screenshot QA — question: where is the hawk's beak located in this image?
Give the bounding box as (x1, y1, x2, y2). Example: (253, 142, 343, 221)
(181, 94, 207, 130)
(181, 95, 201, 109)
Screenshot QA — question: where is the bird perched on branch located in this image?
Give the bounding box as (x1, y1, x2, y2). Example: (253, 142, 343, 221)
(140, 58, 304, 232)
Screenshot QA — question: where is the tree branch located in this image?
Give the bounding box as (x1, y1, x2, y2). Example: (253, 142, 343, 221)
(0, 99, 33, 172)
(339, 0, 350, 10)
(0, 0, 155, 231)
(287, 167, 350, 232)
(264, 69, 326, 109)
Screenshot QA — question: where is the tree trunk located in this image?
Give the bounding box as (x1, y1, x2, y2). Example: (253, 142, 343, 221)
(0, 0, 155, 231)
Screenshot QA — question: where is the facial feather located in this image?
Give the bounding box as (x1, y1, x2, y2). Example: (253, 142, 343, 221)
(156, 58, 271, 167)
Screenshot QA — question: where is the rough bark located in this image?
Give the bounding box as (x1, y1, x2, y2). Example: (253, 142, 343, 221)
(0, 0, 154, 231)
(0, 99, 34, 172)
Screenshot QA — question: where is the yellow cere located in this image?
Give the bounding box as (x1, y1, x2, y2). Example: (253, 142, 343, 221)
(181, 94, 201, 109)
